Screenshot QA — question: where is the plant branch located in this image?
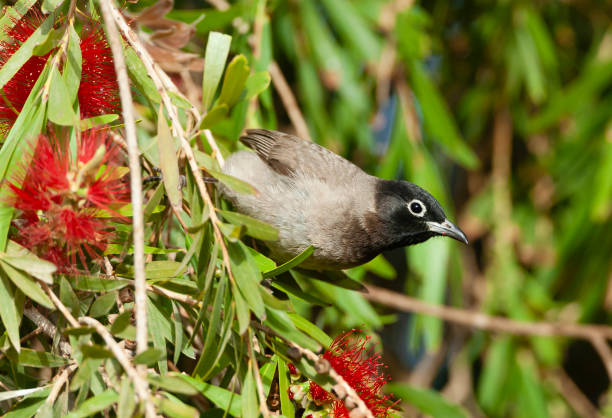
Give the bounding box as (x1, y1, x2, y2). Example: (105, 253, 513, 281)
(98, 0, 148, 357)
(269, 61, 311, 141)
(23, 307, 72, 356)
(364, 284, 612, 341)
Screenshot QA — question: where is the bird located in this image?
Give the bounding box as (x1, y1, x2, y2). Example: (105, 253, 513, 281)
(220, 129, 467, 270)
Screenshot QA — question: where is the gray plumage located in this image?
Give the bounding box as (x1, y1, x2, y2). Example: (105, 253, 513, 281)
(220, 129, 467, 270)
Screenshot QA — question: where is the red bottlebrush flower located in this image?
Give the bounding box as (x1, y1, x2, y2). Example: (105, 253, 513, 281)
(309, 331, 394, 417)
(0, 11, 119, 132)
(7, 130, 128, 272)
(78, 26, 119, 118)
(0, 11, 48, 133)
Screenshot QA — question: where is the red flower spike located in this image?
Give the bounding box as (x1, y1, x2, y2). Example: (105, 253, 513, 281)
(78, 26, 119, 118)
(0, 11, 119, 133)
(0, 11, 48, 131)
(7, 130, 129, 273)
(321, 330, 394, 418)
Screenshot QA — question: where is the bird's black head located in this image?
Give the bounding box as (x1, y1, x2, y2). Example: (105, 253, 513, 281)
(373, 179, 468, 249)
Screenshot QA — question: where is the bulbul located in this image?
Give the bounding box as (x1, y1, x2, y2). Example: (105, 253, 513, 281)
(221, 129, 467, 270)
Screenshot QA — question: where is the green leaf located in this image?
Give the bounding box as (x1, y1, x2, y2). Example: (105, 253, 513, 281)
(208, 168, 257, 195)
(47, 64, 77, 125)
(0, 262, 53, 309)
(41, 0, 66, 13)
(157, 394, 199, 418)
(59, 276, 80, 316)
(81, 344, 113, 359)
(62, 25, 82, 105)
(217, 55, 250, 108)
(179, 375, 242, 417)
(202, 32, 232, 110)
(70, 276, 130, 292)
(262, 246, 314, 278)
(64, 390, 118, 418)
(169, 91, 193, 110)
(271, 273, 330, 306)
(0, 387, 47, 402)
(407, 61, 479, 168)
(193, 276, 226, 378)
(361, 254, 396, 280)
(264, 308, 320, 352)
(0, 0, 37, 42)
(148, 373, 199, 395)
(386, 383, 469, 418)
(117, 378, 136, 418)
(134, 348, 166, 366)
(288, 313, 332, 347)
(18, 348, 69, 367)
(80, 114, 119, 130)
(241, 368, 258, 418)
(2, 240, 56, 284)
(232, 281, 250, 334)
(0, 15, 53, 90)
(157, 106, 183, 211)
(88, 292, 116, 318)
(227, 242, 265, 319)
(3, 387, 50, 418)
(145, 260, 186, 279)
(219, 209, 279, 241)
(0, 270, 21, 351)
(200, 104, 228, 129)
(125, 46, 161, 103)
(245, 71, 271, 100)
(277, 358, 295, 418)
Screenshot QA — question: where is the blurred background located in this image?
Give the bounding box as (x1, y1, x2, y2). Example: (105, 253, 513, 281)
(137, 0, 611, 415)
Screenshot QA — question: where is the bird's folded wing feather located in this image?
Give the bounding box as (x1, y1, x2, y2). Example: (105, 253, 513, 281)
(240, 129, 363, 181)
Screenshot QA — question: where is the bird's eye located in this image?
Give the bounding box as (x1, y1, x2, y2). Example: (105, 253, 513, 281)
(408, 199, 426, 217)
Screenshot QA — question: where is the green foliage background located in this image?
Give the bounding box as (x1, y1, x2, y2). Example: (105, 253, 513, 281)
(0, 0, 611, 417)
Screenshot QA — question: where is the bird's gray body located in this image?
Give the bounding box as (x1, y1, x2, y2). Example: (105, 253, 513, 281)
(221, 130, 380, 269)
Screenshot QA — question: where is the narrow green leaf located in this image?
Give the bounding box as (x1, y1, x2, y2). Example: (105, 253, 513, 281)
(70, 276, 130, 292)
(148, 373, 199, 395)
(193, 276, 226, 378)
(2, 388, 50, 418)
(47, 65, 76, 125)
(117, 378, 136, 418)
(81, 344, 113, 359)
(64, 390, 118, 418)
(0, 262, 53, 309)
(227, 242, 265, 318)
(202, 32, 232, 110)
(144, 260, 186, 279)
(0, 387, 47, 402)
(241, 368, 258, 418)
(264, 308, 320, 352)
(179, 375, 242, 417)
(80, 114, 119, 130)
(88, 292, 116, 318)
(288, 313, 332, 347)
(219, 209, 278, 241)
(0, 270, 21, 351)
(386, 383, 469, 418)
(157, 106, 182, 211)
(0, 15, 53, 90)
(133, 348, 165, 365)
(217, 55, 250, 108)
(2, 240, 56, 284)
(277, 358, 295, 418)
(157, 394, 199, 418)
(262, 246, 314, 278)
(232, 281, 250, 334)
(59, 276, 80, 316)
(125, 46, 161, 103)
(41, 0, 66, 13)
(208, 168, 257, 195)
(18, 348, 69, 367)
(0, 0, 37, 42)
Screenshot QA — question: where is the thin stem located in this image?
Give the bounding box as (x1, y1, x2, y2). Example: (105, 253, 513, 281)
(98, 0, 148, 357)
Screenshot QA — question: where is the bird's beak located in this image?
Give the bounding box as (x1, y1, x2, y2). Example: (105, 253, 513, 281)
(426, 219, 468, 244)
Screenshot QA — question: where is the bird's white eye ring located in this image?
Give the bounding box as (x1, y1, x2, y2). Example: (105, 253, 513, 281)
(407, 199, 426, 217)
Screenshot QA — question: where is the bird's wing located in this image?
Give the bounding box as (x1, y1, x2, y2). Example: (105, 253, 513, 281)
(240, 129, 364, 180)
